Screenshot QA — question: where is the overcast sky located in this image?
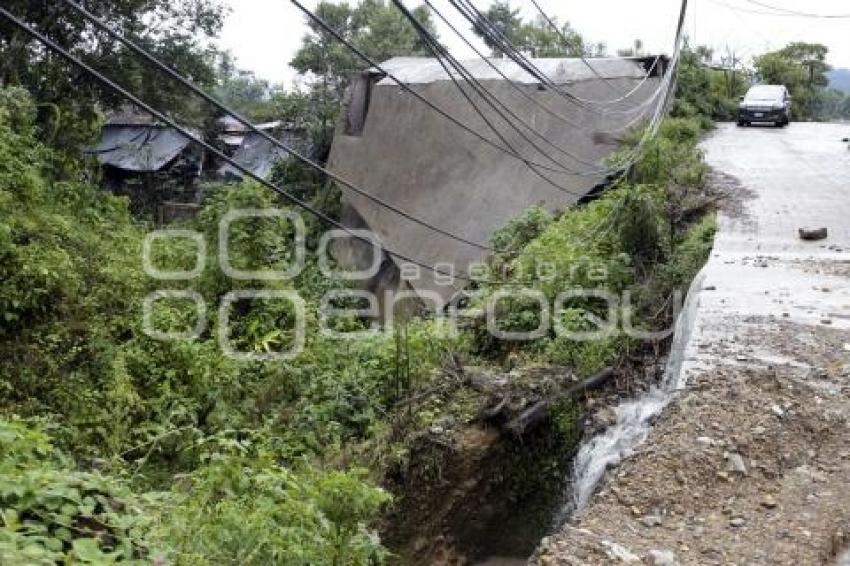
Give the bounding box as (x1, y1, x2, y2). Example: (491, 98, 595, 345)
(217, 0, 850, 87)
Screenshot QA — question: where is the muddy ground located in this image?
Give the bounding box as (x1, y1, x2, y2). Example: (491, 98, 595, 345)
(537, 320, 850, 565)
(535, 123, 850, 565)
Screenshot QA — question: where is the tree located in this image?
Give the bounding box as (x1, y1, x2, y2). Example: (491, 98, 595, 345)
(214, 53, 309, 124)
(472, 0, 523, 56)
(617, 39, 645, 58)
(290, 0, 437, 154)
(671, 43, 749, 122)
(522, 15, 585, 58)
(754, 42, 832, 120)
(0, 1, 225, 168)
(472, 1, 589, 58)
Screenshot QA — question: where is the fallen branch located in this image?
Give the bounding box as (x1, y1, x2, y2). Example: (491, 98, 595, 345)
(503, 368, 615, 437)
(565, 367, 615, 398)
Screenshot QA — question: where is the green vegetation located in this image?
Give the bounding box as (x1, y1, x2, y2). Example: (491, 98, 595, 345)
(471, 1, 606, 58)
(674, 41, 850, 122)
(0, 77, 717, 562)
(0, 0, 225, 170)
(0, 86, 417, 563)
(754, 42, 850, 121)
(673, 45, 748, 123)
(479, 117, 713, 377)
(0, 0, 729, 562)
(290, 0, 438, 152)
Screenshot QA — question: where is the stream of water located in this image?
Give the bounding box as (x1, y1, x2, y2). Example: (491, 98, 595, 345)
(566, 271, 706, 516)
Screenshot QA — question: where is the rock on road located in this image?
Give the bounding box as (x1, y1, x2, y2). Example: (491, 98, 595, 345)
(536, 123, 850, 565)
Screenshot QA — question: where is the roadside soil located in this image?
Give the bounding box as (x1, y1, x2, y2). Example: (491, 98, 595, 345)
(537, 319, 850, 565)
(536, 124, 850, 565)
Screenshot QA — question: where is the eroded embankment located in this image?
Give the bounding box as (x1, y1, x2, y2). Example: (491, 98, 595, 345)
(536, 123, 850, 564)
(536, 321, 850, 565)
(375, 118, 721, 564)
(379, 214, 719, 564)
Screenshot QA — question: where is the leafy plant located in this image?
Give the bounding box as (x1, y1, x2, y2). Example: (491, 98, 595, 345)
(0, 418, 151, 564)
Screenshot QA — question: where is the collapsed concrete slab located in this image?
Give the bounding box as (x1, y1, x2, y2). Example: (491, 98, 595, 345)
(327, 55, 669, 305)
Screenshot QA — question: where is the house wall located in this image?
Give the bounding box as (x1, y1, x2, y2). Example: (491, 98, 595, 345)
(327, 68, 664, 302)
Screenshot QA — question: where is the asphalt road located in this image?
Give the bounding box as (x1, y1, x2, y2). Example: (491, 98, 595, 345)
(679, 122, 850, 376)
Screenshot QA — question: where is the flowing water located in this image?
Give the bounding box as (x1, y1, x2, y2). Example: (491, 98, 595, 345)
(566, 271, 706, 516)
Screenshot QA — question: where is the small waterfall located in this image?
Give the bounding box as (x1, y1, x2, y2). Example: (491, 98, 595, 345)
(564, 270, 706, 517)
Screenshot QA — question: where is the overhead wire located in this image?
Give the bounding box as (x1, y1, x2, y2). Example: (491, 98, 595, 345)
(292, 0, 677, 184)
(423, 0, 613, 134)
(60, 0, 673, 263)
(2, 0, 687, 281)
(741, 0, 850, 18)
(289, 0, 611, 180)
(293, 0, 687, 252)
(526, 0, 628, 96)
(392, 0, 678, 187)
(57, 0, 557, 254)
(396, 19, 601, 192)
(422, 0, 666, 162)
(422, 0, 688, 191)
(51, 0, 663, 270)
(0, 5, 488, 281)
(453, 0, 674, 116)
(389, 0, 611, 177)
(707, 0, 838, 19)
(447, 0, 608, 115)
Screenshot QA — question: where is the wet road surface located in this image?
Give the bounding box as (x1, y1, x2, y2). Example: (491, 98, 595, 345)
(681, 122, 850, 375)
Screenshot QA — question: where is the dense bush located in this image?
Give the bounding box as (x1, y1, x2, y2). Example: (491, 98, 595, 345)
(672, 46, 748, 123)
(146, 437, 389, 565)
(479, 116, 714, 375)
(0, 86, 415, 562)
(0, 418, 151, 564)
(0, 19, 723, 548)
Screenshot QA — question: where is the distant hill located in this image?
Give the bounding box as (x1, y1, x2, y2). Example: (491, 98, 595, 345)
(828, 68, 850, 92)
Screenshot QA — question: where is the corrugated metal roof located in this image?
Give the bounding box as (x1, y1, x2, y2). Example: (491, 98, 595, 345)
(221, 134, 245, 147)
(104, 108, 161, 127)
(375, 56, 655, 86)
(218, 116, 284, 134)
(88, 125, 193, 172)
(219, 129, 307, 180)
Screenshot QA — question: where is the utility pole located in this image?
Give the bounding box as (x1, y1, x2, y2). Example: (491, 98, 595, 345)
(803, 60, 816, 86)
(721, 46, 741, 99)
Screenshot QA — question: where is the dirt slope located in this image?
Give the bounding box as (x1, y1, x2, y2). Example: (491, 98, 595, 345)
(536, 123, 850, 565)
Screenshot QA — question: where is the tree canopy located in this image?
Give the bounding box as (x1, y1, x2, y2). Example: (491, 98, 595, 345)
(754, 42, 833, 120)
(0, 1, 226, 167)
(290, 0, 437, 153)
(471, 1, 602, 58)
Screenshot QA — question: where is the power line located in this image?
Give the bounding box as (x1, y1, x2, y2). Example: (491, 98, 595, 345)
(447, 0, 605, 115)
(57, 0, 532, 254)
(741, 0, 850, 18)
(448, 0, 675, 118)
(526, 0, 624, 96)
(439, 0, 689, 173)
(423, 0, 662, 144)
(300, 0, 683, 253)
(389, 0, 609, 176)
(393, 0, 674, 190)
(6, 0, 684, 282)
(0, 5, 483, 282)
(59, 0, 669, 265)
(399, 21, 598, 193)
(708, 0, 831, 18)
(289, 0, 609, 180)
